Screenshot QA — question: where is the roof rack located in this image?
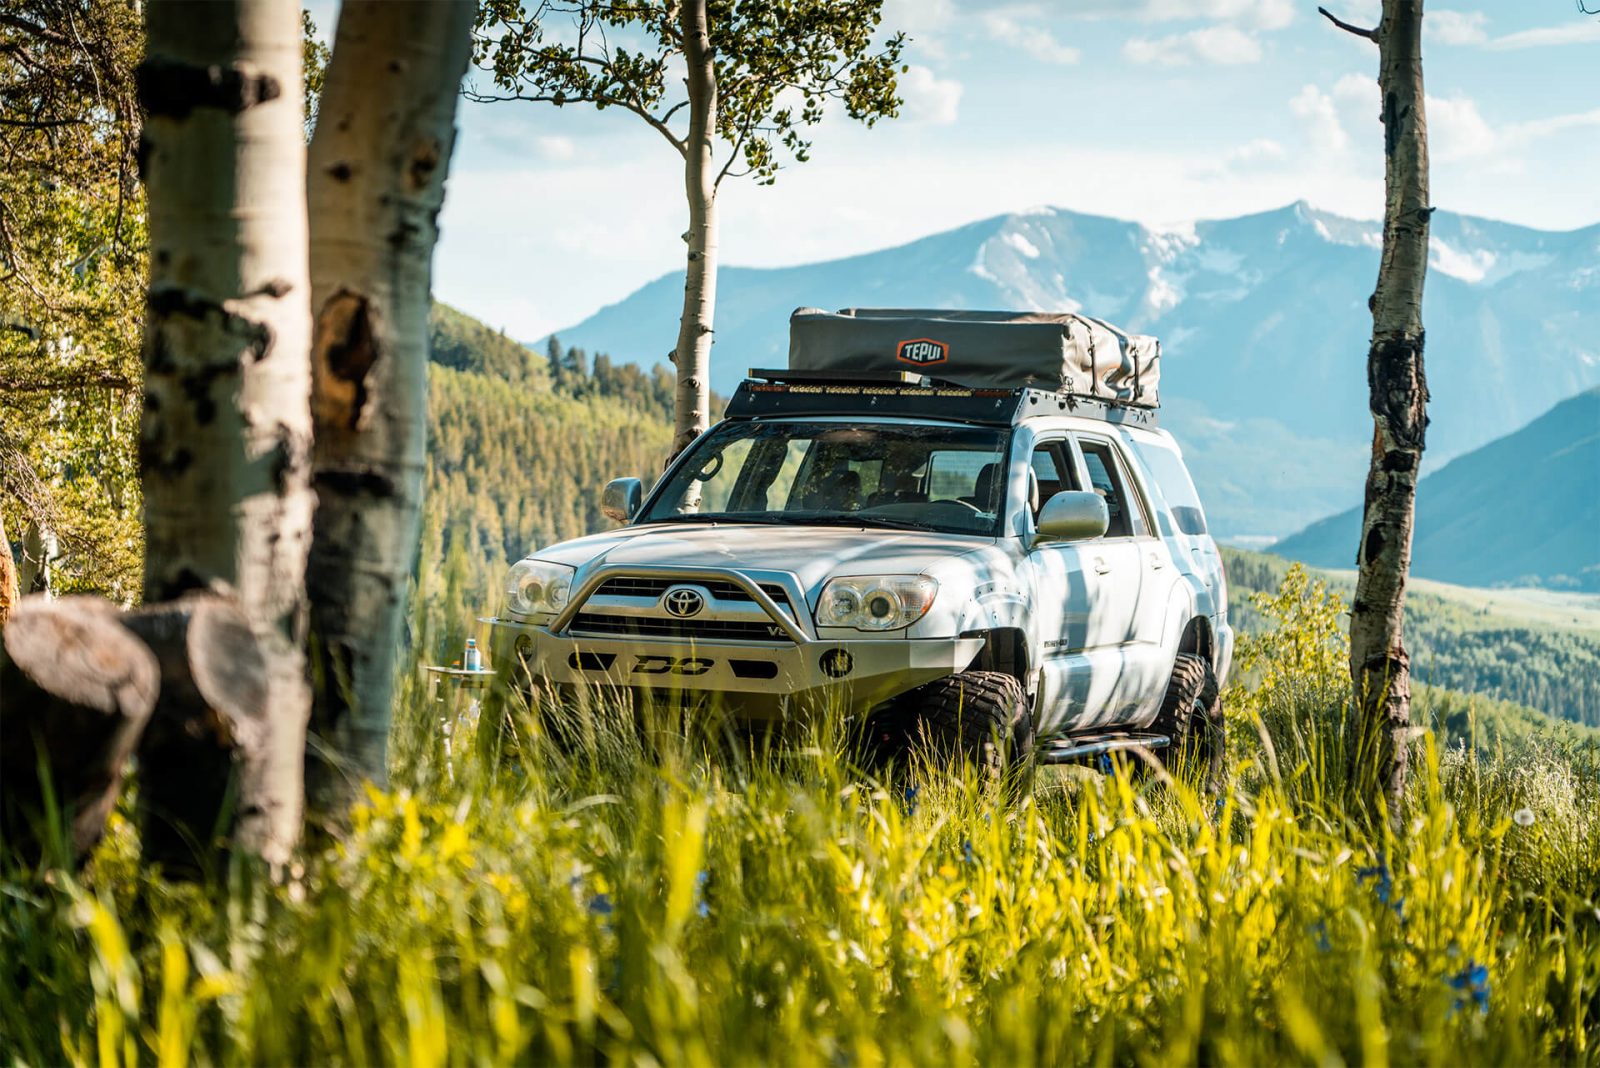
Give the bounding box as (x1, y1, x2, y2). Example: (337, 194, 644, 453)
(726, 369, 1158, 429)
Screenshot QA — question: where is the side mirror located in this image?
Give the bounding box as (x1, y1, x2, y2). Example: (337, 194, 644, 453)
(602, 477, 643, 523)
(1035, 490, 1108, 542)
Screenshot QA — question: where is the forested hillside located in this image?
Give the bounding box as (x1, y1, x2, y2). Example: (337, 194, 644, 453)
(1224, 547, 1600, 728)
(415, 304, 674, 662)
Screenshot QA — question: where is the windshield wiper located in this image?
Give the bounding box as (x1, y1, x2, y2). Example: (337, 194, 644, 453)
(646, 512, 793, 525)
(786, 513, 945, 533)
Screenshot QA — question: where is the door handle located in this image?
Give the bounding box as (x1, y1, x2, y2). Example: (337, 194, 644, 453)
(1148, 553, 1165, 570)
(1093, 557, 1111, 575)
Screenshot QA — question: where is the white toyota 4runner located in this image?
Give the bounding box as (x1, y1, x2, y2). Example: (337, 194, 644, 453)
(486, 309, 1233, 779)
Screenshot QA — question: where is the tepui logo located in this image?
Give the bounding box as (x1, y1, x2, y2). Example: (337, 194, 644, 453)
(896, 338, 948, 365)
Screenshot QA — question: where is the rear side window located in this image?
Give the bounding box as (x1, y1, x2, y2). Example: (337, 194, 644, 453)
(1130, 437, 1208, 536)
(1077, 438, 1148, 538)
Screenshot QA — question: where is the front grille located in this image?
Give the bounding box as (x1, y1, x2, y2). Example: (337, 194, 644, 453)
(570, 613, 794, 644)
(593, 576, 794, 613)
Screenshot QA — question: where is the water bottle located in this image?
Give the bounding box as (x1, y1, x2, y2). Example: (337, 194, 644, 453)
(463, 638, 482, 672)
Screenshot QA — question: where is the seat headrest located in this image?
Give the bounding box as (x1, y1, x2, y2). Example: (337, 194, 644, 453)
(973, 462, 999, 508)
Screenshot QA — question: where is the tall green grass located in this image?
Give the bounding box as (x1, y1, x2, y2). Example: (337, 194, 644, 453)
(3, 566, 1598, 1065)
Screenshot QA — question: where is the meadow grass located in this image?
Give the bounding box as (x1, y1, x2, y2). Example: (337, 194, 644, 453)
(3, 567, 1598, 1066)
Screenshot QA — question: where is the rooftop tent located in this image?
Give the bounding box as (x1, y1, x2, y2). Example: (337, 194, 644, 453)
(787, 307, 1162, 409)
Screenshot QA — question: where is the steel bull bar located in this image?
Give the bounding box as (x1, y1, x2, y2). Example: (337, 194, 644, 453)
(483, 564, 983, 721)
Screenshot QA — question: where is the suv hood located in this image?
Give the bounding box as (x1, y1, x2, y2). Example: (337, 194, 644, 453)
(533, 522, 998, 597)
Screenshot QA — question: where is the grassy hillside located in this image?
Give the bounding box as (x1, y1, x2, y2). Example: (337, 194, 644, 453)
(4, 563, 1597, 1065)
(1273, 387, 1600, 590)
(1224, 546, 1600, 728)
(4, 305, 1598, 1066)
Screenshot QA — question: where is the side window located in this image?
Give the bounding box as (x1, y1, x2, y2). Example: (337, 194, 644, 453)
(1130, 437, 1208, 536)
(1029, 441, 1078, 518)
(1077, 438, 1148, 538)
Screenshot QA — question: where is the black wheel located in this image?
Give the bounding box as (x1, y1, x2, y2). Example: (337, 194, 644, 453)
(865, 671, 1035, 792)
(1149, 652, 1225, 792)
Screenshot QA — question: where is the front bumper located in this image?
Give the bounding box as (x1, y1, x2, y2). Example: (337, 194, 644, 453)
(486, 618, 983, 721)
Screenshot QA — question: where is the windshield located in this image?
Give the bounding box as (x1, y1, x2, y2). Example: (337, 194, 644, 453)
(638, 420, 1010, 536)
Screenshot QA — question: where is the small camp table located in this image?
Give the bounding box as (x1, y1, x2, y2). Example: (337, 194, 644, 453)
(421, 665, 496, 780)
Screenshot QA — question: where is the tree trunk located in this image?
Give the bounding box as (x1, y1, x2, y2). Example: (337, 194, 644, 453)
(18, 520, 52, 597)
(1340, 0, 1431, 818)
(303, 0, 474, 816)
(124, 593, 270, 878)
(0, 513, 16, 628)
(138, 0, 314, 871)
(1, 596, 158, 867)
(670, 0, 719, 457)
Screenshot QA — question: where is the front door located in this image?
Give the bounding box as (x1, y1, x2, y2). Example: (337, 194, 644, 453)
(1022, 439, 1123, 735)
(1069, 434, 1168, 729)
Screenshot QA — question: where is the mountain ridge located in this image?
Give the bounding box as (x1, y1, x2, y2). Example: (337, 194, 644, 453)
(534, 201, 1600, 542)
(1272, 388, 1600, 592)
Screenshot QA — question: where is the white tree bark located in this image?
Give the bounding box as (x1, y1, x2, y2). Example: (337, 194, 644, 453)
(304, 0, 474, 811)
(138, 0, 313, 869)
(671, 0, 719, 457)
(1323, 0, 1431, 817)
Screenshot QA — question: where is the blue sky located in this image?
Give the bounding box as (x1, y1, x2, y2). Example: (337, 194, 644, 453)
(313, 1, 1600, 340)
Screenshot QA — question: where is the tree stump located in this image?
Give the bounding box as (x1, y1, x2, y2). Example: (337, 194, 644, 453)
(124, 592, 269, 878)
(1, 595, 158, 867)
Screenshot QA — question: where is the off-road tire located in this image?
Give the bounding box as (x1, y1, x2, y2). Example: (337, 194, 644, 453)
(1150, 652, 1225, 793)
(866, 671, 1035, 794)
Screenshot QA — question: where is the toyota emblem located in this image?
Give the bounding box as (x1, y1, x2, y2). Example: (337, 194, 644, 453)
(663, 586, 706, 618)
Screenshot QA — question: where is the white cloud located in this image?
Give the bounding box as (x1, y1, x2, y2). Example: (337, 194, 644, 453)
(1331, 72, 1375, 105)
(897, 65, 963, 125)
(1513, 108, 1600, 141)
(1137, 0, 1294, 30)
(1427, 95, 1498, 162)
(1225, 138, 1287, 165)
(1427, 10, 1489, 46)
(880, 0, 956, 58)
(1125, 26, 1263, 65)
(535, 135, 577, 162)
(1195, 137, 1287, 177)
(1290, 71, 1600, 170)
(1290, 84, 1349, 155)
(981, 11, 1082, 65)
(1486, 20, 1600, 49)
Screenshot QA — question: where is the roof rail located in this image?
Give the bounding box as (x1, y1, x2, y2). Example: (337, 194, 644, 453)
(727, 373, 1159, 428)
(747, 366, 943, 387)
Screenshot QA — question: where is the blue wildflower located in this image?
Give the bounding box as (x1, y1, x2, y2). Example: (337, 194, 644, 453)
(694, 868, 711, 918)
(901, 784, 919, 814)
(961, 838, 976, 866)
(1308, 919, 1332, 953)
(588, 892, 614, 917)
(1098, 752, 1114, 774)
(1356, 861, 1406, 920)
(1446, 960, 1490, 1016)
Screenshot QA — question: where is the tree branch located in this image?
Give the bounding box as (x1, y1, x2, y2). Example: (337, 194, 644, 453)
(0, 368, 139, 393)
(465, 86, 685, 154)
(0, 12, 72, 47)
(1318, 6, 1379, 41)
(0, 114, 84, 127)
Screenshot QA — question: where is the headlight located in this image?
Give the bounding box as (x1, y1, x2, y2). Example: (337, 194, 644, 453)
(816, 575, 938, 631)
(503, 559, 575, 619)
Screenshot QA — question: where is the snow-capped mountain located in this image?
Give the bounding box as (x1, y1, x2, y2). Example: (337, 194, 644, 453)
(539, 202, 1600, 541)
